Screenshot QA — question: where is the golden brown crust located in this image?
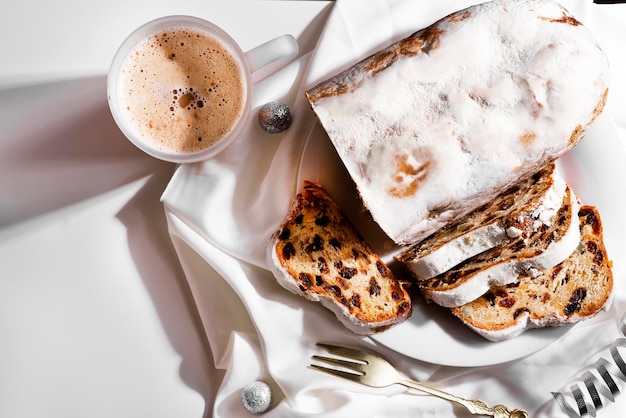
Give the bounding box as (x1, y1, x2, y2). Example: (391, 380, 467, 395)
(568, 88, 608, 146)
(306, 24, 446, 103)
(590, 88, 609, 126)
(305, 5, 469, 105)
(541, 11, 582, 26)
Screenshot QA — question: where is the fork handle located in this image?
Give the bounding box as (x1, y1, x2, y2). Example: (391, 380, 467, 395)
(398, 378, 499, 416)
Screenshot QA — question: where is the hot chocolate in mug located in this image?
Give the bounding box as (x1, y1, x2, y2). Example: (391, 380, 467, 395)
(107, 15, 298, 163)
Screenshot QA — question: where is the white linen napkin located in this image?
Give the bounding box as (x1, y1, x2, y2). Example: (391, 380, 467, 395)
(162, 0, 626, 416)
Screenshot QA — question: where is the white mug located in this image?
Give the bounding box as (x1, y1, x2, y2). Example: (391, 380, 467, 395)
(107, 15, 298, 163)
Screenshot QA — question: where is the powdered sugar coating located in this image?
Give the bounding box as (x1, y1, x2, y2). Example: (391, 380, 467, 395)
(306, 0, 609, 245)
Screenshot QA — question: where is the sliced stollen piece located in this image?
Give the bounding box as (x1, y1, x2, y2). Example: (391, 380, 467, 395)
(419, 185, 582, 308)
(266, 181, 412, 335)
(451, 206, 613, 342)
(305, 0, 608, 245)
(396, 163, 565, 281)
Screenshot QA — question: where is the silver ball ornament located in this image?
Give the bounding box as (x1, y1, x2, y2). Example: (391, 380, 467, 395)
(241, 381, 273, 414)
(258, 101, 292, 134)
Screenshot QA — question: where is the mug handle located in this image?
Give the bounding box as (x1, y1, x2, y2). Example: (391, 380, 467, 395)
(244, 34, 299, 74)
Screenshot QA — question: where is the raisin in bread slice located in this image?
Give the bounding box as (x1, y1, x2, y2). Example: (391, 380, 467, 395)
(396, 163, 565, 281)
(266, 181, 412, 335)
(451, 206, 613, 342)
(419, 185, 581, 308)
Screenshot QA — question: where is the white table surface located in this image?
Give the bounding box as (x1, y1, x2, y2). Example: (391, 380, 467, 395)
(5, 1, 626, 417)
(0, 1, 331, 417)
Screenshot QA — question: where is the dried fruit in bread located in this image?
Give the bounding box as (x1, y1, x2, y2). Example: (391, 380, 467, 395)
(451, 206, 613, 341)
(266, 181, 412, 334)
(396, 163, 565, 280)
(419, 185, 581, 307)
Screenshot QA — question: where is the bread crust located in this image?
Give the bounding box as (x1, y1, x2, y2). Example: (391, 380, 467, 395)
(306, 0, 609, 246)
(266, 181, 412, 335)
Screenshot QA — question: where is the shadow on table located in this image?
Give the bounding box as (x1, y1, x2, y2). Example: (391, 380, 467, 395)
(0, 75, 167, 227)
(117, 166, 219, 418)
(0, 75, 216, 415)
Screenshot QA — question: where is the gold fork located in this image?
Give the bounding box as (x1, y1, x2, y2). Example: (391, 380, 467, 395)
(311, 343, 528, 418)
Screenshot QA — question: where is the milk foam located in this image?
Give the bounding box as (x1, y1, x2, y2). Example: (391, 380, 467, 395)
(118, 27, 246, 154)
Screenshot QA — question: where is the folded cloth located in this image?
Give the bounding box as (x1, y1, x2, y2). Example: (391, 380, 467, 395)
(162, 0, 626, 416)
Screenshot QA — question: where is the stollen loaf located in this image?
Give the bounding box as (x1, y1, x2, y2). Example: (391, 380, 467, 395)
(305, 0, 609, 246)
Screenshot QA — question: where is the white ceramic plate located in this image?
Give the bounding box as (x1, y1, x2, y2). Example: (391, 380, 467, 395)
(297, 111, 626, 367)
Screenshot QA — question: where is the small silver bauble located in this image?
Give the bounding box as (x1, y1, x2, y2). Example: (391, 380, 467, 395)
(241, 381, 273, 414)
(258, 101, 292, 134)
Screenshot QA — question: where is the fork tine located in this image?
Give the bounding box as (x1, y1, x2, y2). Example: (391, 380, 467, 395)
(309, 364, 362, 383)
(316, 342, 370, 362)
(311, 355, 366, 373)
